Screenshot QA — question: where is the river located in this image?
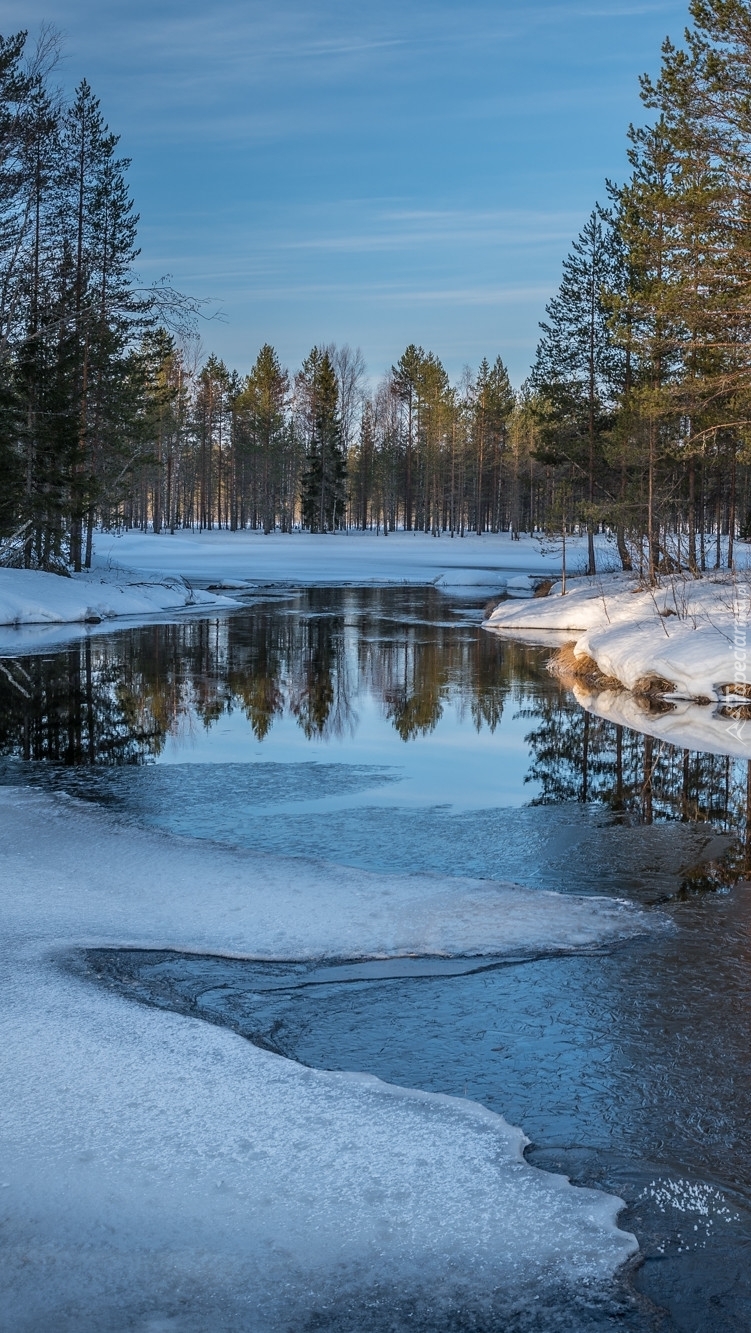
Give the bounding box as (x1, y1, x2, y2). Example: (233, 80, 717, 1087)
(1, 585, 749, 1331)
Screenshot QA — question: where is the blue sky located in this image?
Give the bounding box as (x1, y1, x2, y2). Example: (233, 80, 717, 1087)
(3, 1, 690, 384)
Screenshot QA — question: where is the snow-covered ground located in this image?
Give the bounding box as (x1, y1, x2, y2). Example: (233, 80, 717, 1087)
(92, 527, 597, 591)
(0, 530, 596, 653)
(0, 565, 234, 627)
(0, 786, 647, 1329)
(485, 572, 751, 707)
(0, 529, 601, 654)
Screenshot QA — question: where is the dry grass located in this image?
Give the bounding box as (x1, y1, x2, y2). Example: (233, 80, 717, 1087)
(547, 643, 622, 691)
(532, 578, 555, 599)
(632, 673, 677, 698)
(716, 681, 751, 700)
(718, 702, 751, 721)
(550, 646, 679, 701)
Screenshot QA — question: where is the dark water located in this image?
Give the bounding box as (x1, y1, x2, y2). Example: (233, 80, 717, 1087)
(3, 586, 751, 1331)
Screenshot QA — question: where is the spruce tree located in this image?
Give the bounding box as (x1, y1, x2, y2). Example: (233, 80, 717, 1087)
(391, 345, 424, 531)
(235, 344, 289, 533)
(299, 348, 346, 531)
(471, 356, 515, 533)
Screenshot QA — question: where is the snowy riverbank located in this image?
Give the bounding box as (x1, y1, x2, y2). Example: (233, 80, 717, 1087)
(483, 570, 751, 760)
(484, 572, 750, 704)
(0, 786, 645, 1328)
(0, 529, 597, 652)
(0, 564, 235, 627)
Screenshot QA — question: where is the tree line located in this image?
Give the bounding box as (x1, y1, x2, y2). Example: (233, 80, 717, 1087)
(4, 3, 751, 579)
(123, 339, 518, 541)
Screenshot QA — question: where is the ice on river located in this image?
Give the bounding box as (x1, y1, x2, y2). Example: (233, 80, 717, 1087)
(0, 787, 646, 1329)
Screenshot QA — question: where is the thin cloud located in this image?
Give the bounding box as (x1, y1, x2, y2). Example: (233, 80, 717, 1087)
(1, 0, 694, 389)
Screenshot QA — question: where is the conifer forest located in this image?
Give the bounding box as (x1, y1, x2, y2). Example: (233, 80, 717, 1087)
(5, 3, 751, 581)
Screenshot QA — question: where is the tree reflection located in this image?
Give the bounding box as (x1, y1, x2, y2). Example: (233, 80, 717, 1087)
(0, 589, 520, 762)
(523, 682, 751, 846)
(2, 586, 751, 850)
(0, 641, 164, 765)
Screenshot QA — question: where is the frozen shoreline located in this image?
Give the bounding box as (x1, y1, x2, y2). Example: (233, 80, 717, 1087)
(0, 563, 236, 628)
(0, 786, 645, 1328)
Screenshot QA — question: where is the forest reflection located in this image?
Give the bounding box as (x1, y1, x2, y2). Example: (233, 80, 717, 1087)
(0, 589, 525, 762)
(1, 587, 750, 841)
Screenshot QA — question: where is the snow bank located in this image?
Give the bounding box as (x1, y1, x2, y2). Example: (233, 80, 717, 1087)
(0, 531, 599, 654)
(0, 787, 644, 1327)
(0, 565, 235, 628)
(485, 573, 750, 705)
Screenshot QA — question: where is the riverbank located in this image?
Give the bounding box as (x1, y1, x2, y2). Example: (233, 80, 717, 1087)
(0, 529, 597, 655)
(0, 565, 235, 628)
(0, 529, 599, 633)
(2, 583, 749, 1331)
(484, 571, 751, 706)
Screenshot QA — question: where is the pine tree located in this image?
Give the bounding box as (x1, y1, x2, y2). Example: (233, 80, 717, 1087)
(0, 32, 34, 546)
(471, 356, 515, 533)
(391, 345, 423, 531)
(639, 10, 746, 571)
(612, 121, 688, 580)
(235, 344, 289, 533)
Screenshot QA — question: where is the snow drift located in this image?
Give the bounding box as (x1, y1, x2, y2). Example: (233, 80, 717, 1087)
(0, 565, 235, 627)
(485, 572, 751, 708)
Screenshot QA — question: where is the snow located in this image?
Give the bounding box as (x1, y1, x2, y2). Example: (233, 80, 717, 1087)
(92, 526, 595, 590)
(0, 786, 645, 1327)
(0, 529, 596, 654)
(0, 565, 235, 627)
(485, 572, 751, 706)
(0, 530, 594, 654)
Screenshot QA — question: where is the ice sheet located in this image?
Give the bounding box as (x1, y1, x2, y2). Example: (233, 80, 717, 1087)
(0, 787, 652, 959)
(0, 786, 644, 1328)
